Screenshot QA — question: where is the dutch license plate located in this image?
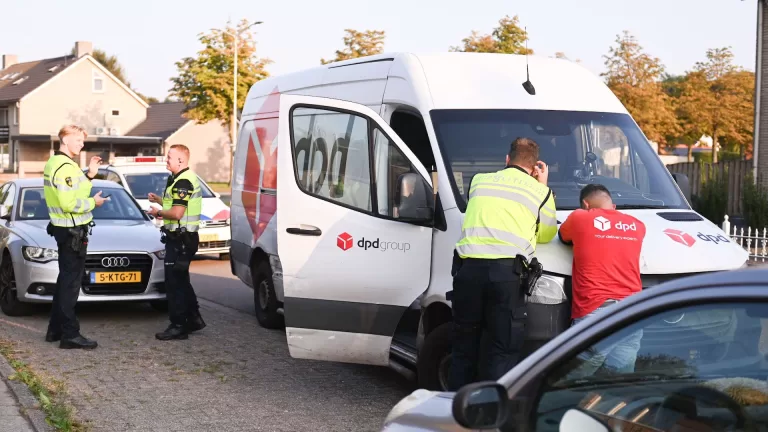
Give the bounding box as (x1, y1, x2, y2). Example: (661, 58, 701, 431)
(200, 234, 219, 242)
(90, 271, 141, 284)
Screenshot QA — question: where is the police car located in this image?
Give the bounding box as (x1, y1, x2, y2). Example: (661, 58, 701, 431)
(86, 156, 231, 259)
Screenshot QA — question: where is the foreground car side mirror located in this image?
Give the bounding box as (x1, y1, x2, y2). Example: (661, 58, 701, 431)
(451, 381, 509, 430)
(0, 206, 10, 221)
(559, 408, 610, 432)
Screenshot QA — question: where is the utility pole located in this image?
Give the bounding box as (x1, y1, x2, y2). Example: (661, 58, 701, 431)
(221, 20, 262, 184)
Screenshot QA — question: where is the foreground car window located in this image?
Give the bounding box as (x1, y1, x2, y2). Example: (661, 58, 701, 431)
(18, 188, 145, 221)
(533, 302, 768, 431)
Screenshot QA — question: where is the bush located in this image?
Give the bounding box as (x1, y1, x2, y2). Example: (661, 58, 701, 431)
(742, 172, 768, 229)
(693, 151, 742, 163)
(691, 169, 728, 225)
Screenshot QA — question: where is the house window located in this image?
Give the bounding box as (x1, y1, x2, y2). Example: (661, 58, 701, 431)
(111, 110, 120, 116)
(0, 108, 7, 127)
(92, 70, 104, 93)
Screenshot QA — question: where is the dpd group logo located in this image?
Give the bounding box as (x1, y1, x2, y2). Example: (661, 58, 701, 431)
(336, 232, 411, 253)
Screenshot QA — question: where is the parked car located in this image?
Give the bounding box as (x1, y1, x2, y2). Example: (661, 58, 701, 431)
(0, 178, 167, 316)
(382, 267, 768, 431)
(84, 156, 231, 260)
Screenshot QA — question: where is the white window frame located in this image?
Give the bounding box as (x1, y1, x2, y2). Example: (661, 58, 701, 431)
(92, 70, 104, 93)
(12, 106, 18, 125)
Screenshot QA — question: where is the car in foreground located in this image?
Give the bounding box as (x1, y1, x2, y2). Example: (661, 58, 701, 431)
(0, 178, 167, 316)
(382, 267, 768, 431)
(84, 156, 231, 259)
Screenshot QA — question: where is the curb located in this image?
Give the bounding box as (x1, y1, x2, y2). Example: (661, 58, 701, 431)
(0, 353, 54, 432)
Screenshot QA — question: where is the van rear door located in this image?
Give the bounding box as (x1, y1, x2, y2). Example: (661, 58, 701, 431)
(276, 94, 434, 365)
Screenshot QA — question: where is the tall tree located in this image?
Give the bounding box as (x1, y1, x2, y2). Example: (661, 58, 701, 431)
(451, 15, 533, 54)
(321, 29, 385, 64)
(601, 31, 679, 148)
(169, 18, 271, 178)
(676, 48, 754, 162)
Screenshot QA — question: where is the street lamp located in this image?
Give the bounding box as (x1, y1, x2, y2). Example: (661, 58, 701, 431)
(219, 20, 262, 183)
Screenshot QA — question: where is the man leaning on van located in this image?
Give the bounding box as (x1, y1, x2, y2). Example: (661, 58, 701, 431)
(448, 137, 557, 390)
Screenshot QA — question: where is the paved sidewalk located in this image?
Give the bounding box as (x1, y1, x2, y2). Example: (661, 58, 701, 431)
(0, 377, 34, 432)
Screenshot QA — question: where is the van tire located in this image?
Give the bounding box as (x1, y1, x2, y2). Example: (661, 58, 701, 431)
(252, 261, 284, 330)
(417, 322, 453, 391)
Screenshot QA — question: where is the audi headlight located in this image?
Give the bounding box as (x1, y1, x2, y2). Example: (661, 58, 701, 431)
(22, 246, 58, 263)
(154, 250, 166, 259)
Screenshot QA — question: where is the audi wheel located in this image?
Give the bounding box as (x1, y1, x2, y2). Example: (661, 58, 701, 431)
(0, 253, 32, 317)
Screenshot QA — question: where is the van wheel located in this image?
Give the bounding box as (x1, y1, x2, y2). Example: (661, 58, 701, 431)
(417, 322, 453, 391)
(0, 256, 32, 317)
(252, 261, 284, 330)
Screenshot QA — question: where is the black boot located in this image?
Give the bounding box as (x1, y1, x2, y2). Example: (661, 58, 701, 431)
(155, 324, 188, 340)
(59, 335, 97, 350)
(45, 331, 61, 342)
(187, 311, 206, 332)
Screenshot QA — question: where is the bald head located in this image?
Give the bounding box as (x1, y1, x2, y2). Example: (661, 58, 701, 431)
(166, 144, 190, 174)
(580, 184, 614, 210)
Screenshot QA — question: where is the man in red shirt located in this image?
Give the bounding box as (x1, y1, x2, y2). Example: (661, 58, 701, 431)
(558, 184, 646, 375)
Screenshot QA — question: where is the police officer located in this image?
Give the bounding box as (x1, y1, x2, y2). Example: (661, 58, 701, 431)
(147, 144, 206, 340)
(447, 137, 557, 390)
(44, 125, 106, 349)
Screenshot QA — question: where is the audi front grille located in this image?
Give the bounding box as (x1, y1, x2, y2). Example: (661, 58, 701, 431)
(82, 253, 154, 295)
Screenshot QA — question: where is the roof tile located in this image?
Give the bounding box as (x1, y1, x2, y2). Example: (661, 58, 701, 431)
(0, 55, 77, 103)
(126, 102, 190, 139)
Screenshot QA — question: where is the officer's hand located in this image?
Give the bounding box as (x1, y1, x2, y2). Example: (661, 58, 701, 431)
(147, 206, 160, 217)
(88, 156, 102, 178)
(93, 191, 106, 207)
(147, 192, 161, 204)
(533, 161, 549, 185)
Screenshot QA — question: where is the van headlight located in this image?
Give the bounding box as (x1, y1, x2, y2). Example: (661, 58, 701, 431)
(383, 389, 436, 425)
(528, 274, 568, 304)
(22, 246, 58, 263)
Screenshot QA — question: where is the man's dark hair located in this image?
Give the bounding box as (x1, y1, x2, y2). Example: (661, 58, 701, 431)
(579, 184, 611, 208)
(508, 137, 539, 168)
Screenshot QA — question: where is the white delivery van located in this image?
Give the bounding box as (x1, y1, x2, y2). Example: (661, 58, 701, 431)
(90, 156, 233, 259)
(229, 52, 749, 391)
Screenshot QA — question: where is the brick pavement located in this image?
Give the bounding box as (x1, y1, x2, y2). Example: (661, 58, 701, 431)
(0, 376, 34, 432)
(0, 299, 413, 432)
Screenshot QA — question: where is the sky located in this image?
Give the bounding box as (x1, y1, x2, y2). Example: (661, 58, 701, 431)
(0, 0, 760, 99)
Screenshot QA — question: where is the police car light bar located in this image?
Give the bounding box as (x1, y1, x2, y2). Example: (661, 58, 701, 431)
(111, 156, 166, 164)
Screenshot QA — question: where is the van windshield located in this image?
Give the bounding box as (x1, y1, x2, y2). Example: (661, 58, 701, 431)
(430, 109, 688, 211)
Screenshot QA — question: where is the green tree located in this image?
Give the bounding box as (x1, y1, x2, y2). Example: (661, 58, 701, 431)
(169, 19, 271, 182)
(451, 15, 533, 54)
(676, 48, 754, 162)
(321, 29, 385, 64)
(601, 31, 680, 148)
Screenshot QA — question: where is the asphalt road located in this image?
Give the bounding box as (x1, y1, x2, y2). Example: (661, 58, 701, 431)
(0, 257, 415, 431)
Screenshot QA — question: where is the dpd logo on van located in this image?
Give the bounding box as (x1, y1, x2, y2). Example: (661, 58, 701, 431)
(336, 232, 411, 253)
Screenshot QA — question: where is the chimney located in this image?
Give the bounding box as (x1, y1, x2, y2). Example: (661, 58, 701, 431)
(2, 55, 17, 70)
(74, 41, 93, 58)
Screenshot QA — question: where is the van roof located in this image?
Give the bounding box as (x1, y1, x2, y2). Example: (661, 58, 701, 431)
(246, 52, 628, 114)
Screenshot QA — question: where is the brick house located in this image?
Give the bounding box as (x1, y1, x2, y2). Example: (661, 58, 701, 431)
(0, 41, 231, 182)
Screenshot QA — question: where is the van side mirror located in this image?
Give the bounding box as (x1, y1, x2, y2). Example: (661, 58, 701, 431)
(671, 172, 691, 204)
(0, 206, 9, 221)
(559, 408, 610, 432)
(452, 381, 509, 429)
(396, 173, 434, 225)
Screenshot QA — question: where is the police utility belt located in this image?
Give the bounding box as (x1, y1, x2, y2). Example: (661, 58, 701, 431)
(160, 225, 195, 248)
(448, 253, 544, 298)
(46, 219, 94, 257)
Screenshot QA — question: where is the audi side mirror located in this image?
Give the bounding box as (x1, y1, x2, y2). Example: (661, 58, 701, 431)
(452, 381, 509, 430)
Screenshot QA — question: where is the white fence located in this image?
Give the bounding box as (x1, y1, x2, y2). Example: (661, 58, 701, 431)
(722, 215, 768, 262)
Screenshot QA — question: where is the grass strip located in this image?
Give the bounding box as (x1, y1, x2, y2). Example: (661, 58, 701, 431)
(0, 339, 86, 431)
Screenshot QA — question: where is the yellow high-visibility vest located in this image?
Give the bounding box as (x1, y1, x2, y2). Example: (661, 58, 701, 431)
(162, 168, 202, 232)
(456, 166, 557, 259)
(43, 152, 94, 227)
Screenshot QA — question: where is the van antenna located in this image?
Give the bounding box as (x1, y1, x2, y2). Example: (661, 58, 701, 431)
(522, 26, 536, 96)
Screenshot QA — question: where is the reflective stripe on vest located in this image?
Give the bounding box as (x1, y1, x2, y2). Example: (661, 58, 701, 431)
(456, 167, 554, 259)
(162, 169, 202, 232)
(43, 154, 94, 227)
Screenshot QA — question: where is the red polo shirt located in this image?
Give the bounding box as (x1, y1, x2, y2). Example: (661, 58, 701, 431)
(558, 208, 646, 319)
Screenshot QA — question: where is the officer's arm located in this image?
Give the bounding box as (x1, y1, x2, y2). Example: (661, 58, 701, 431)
(536, 189, 557, 244)
(55, 165, 95, 214)
(158, 179, 192, 221)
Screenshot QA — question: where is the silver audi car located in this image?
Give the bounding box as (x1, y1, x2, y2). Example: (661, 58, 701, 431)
(0, 178, 167, 316)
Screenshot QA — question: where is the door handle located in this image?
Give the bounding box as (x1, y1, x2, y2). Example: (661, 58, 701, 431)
(286, 225, 322, 236)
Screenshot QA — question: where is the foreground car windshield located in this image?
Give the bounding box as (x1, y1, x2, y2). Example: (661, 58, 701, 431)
(430, 109, 688, 211)
(123, 173, 215, 199)
(17, 187, 146, 221)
